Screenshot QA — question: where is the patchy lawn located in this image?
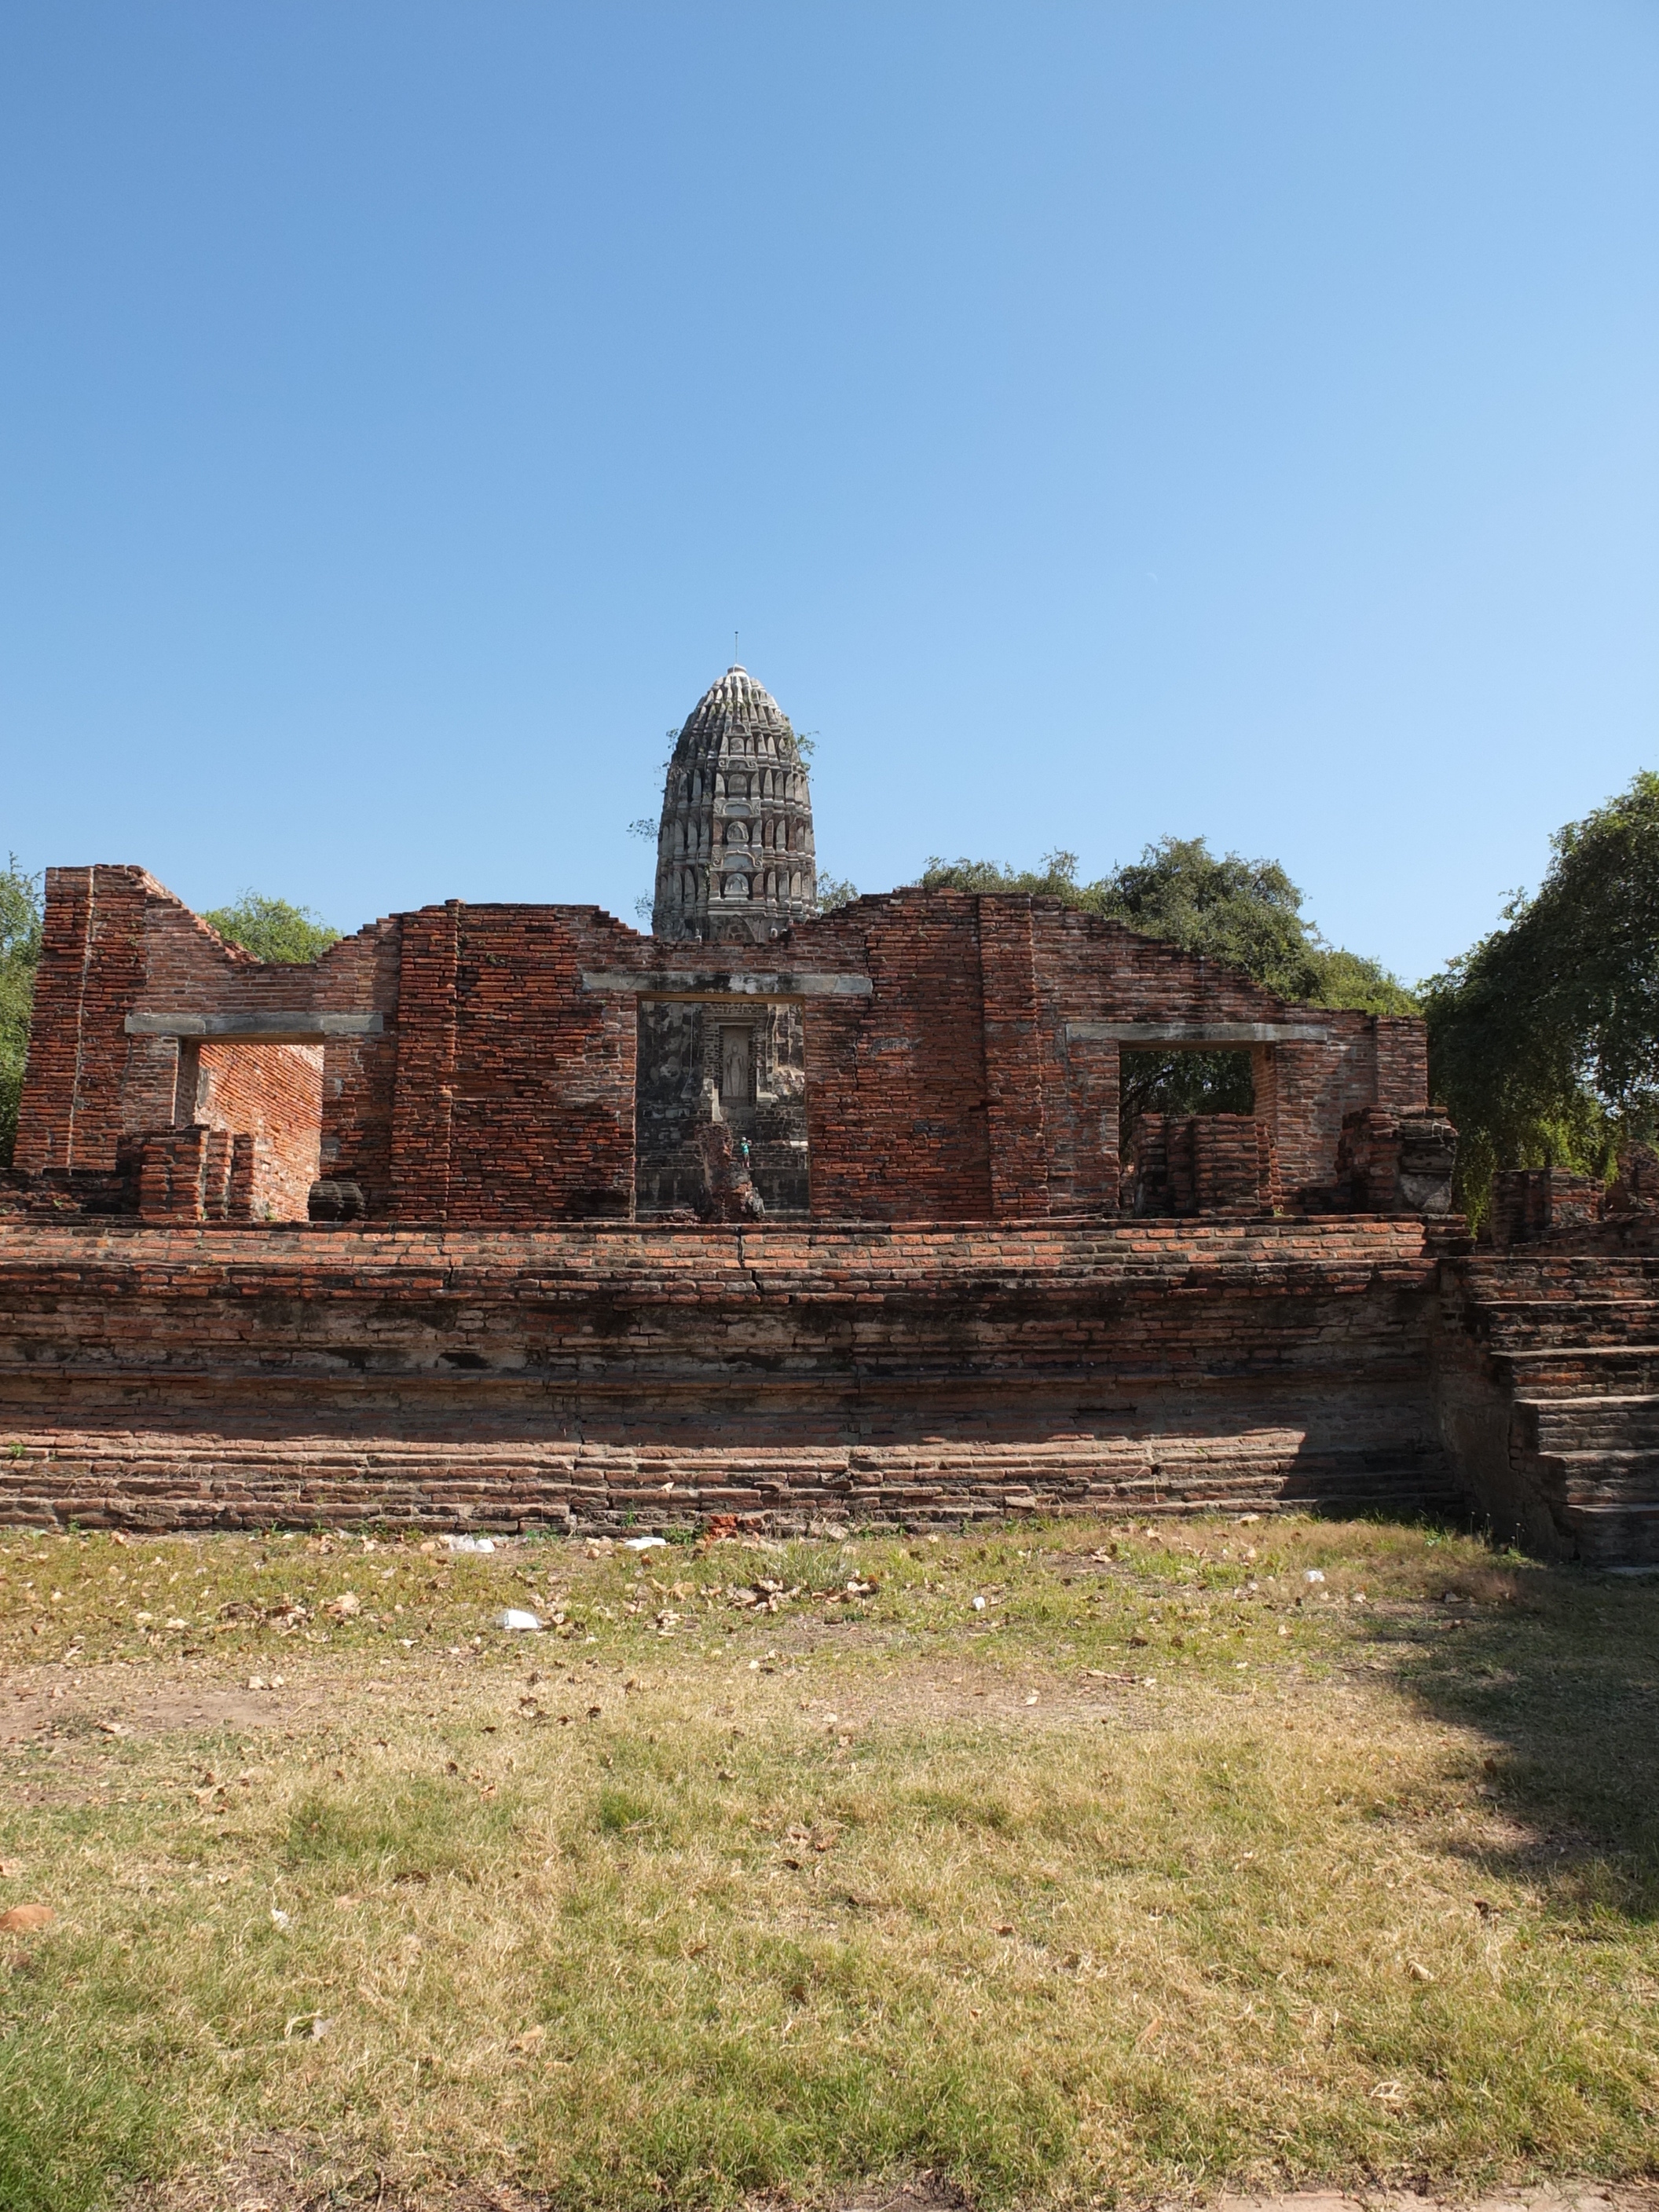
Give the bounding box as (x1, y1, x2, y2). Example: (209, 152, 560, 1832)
(0, 1513, 1654, 2212)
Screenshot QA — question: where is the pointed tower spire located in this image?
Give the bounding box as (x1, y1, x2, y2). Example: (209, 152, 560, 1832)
(650, 666, 819, 943)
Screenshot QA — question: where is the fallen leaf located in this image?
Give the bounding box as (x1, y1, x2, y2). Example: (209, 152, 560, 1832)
(0, 1906, 56, 1933)
(509, 2024, 547, 2053)
(1408, 1960, 1434, 1983)
(0, 1859, 24, 1878)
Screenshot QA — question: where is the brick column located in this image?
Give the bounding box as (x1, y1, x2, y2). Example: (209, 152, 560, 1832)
(390, 902, 461, 1222)
(13, 865, 148, 1177)
(1373, 1016, 1430, 1114)
(979, 898, 1049, 1220)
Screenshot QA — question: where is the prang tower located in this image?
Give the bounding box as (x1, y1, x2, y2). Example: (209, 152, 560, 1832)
(651, 665, 818, 945)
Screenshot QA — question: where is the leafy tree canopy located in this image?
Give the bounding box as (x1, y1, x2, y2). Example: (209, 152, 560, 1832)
(0, 856, 44, 1168)
(1423, 769, 1659, 1214)
(203, 892, 339, 965)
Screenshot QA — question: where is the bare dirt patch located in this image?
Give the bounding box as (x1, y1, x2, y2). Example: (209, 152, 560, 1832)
(3, 1664, 346, 1743)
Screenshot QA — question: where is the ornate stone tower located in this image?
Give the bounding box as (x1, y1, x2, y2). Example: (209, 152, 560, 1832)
(651, 665, 818, 945)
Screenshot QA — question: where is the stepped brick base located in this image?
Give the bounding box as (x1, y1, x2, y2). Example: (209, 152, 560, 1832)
(1437, 1249, 1659, 1566)
(0, 1217, 1463, 1536)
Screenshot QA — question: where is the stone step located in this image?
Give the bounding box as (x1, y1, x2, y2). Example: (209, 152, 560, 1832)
(1521, 1394, 1659, 1452)
(1465, 1297, 1659, 1349)
(1551, 1500, 1659, 1569)
(1456, 1280, 1659, 1314)
(0, 1432, 1465, 1533)
(1493, 1344, 1659, 1396)
(1544, 1447, 1659, 1501)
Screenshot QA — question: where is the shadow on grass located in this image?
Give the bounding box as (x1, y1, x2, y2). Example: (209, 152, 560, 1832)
(1357, 1540, 1659, 1924)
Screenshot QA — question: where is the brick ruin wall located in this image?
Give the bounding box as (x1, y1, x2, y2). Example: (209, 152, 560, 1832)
(0, 1218, 1463, 1534)
(0, 869, 1501, 1541)
(9, 868, 1434, 1231)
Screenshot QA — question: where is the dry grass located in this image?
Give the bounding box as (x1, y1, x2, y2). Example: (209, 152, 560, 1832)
(0, 1512, 1654, 2212)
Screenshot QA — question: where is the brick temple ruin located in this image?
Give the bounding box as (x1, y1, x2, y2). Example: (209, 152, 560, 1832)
(2, 667, 1656, 1562)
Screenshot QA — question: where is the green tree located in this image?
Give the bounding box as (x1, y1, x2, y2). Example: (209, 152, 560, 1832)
(1423, 769, 1659, 1221)
(203, 892, 339, 965)
(920, 839, 1415, 1141)
(0, 857, 44, 1169)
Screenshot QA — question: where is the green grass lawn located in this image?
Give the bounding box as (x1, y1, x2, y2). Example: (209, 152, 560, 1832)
(0, 1512, 1654, 2212)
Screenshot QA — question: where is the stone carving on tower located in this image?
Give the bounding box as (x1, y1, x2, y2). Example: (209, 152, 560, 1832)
(652, 665, 818, 945)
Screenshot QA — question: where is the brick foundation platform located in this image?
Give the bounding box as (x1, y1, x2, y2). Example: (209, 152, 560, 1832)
(0, 1216, 1467, 1535)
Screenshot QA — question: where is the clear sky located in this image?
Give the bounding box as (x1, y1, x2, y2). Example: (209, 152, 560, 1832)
(2, 2, 1655, 984)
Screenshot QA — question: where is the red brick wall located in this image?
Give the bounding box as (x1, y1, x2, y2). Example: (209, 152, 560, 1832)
(1020, 901, 1424, 1212)
(980, 899, 1049, 1218)
(196, 1042, 324, 1221)
(1375, 1018, 1430, 1115)
(319, 921, 403, 1212)
(13, 866, 151, 1174)
(388, 903, 460, 1219)
(797, 894, 994, 1221)
(388, 906, 640, 1225)
(16, 873, 1431, 1226)
(0, 1215, 1462, 1533)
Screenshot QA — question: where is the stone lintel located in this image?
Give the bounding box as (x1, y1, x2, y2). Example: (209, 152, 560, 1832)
(1066, 1020, 1331, 1046)
(582, 970, 873, 1002)
(125, 1012, 386, 1041)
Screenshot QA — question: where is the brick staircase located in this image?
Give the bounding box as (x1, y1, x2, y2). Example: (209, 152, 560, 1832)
(1439, 1252, 1659, 1565)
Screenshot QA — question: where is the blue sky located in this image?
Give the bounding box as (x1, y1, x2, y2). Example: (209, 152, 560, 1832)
(2, 2, 1655, 983)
